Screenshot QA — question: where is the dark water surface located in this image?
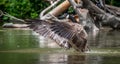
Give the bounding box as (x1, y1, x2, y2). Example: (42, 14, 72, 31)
(0, 28, 120, 64)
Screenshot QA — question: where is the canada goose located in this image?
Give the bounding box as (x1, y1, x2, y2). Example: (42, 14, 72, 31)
(26, 19, 88, 52)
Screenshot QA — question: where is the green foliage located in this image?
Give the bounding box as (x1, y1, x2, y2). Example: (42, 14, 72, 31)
(106, 0, 120, 7)
(68, 6, 74, 14)
(0, 0, 50, 19)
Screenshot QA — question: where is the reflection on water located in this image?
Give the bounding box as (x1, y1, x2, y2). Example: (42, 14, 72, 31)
(0, 28, 39, 50)
(0, 53, 120, 64)
(32, 32, 59, 48)
(88, 30, 120, 48)
(0, 28, 120, 64)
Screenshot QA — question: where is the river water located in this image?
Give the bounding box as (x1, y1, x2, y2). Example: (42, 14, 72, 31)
(0, 28, 120, 64)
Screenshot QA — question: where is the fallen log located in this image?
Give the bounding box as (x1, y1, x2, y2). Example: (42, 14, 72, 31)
(2, 23, 28, 28)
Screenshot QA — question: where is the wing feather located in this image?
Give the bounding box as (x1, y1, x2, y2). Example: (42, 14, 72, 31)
(29, 20, 75, 48)
(28, 19, 88, 52)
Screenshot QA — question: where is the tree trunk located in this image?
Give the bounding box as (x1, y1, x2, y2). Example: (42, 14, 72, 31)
(49, 0, 71, 16)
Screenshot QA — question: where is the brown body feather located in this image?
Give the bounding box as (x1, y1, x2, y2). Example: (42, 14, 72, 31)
(27, 19, 88, 52)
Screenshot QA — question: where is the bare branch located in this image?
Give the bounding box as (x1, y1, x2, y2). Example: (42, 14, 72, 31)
(0, 10, 4, 17)
(0, 10, 25, 23)
(106, 5, 120, 16)
(40, 0, 60, 20)
(44, 0, 57, 5)
(4, 12, 25, 22)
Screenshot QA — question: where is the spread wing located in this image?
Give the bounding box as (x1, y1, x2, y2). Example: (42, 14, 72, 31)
(27, 19, 88, 52)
